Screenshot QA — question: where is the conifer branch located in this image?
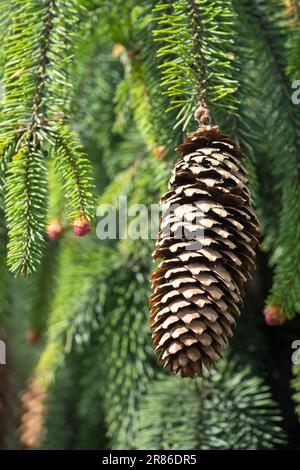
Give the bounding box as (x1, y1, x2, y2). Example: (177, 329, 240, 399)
(134, 362, 285, 450)
(267, 180, 300, 318)
(27, 241, 59, 337)
(0, 214, 9, 325)
(100, 265, 155, 449)
(292, 362, 300, 423)
(35, 241, 114, 386)
(5, 139, 48, 276)
(287, 0, 300, 77)
(0, 0, 95, 275)
(234, 0, 300, 318)
(153, 0, 238, 129)
(53, 124, 95, 221)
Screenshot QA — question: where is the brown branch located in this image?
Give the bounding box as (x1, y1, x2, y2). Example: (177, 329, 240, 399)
(186, 0, 211, 128)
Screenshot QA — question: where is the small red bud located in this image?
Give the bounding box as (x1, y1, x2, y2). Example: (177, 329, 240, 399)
(47, 219, 63, 241)
(26, 330, 40, 346)
(153, 145, 165, 159)
(264, 305, 286, 326)
(72, 215, 91, 237)
(112, 43, 124, 57)
(53, 113, 63, 121)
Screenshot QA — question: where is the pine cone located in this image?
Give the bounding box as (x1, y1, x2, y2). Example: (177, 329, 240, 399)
(19, 378, 46, 449)
(150, 127, 260, 377)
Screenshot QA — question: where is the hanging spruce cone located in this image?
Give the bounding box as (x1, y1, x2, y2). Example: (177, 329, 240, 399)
(150, 126, 260, 377)
(19, 378, 46, 449)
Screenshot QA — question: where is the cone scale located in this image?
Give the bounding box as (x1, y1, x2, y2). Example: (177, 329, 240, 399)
(150, 126, 260, 377)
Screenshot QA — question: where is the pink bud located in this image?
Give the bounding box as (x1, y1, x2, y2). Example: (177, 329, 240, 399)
(72, 215, 91, 237)
(47, 219, 63, 240)
(264, 305, 286, 326)
(26, 330, 40, 346)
